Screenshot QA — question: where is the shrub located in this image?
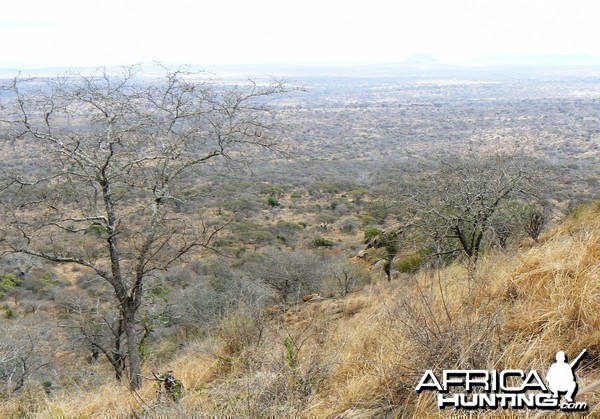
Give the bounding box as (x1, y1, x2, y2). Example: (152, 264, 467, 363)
(386, 279, 501, 383)
(232, 221, 277, 245)
(261, 186, 285, 197)
(3, 306, 18, 319)
(312, 236, 334, 248)
(523, 203, 548, 242)
(328, 259, 371, 297)
(267, 196, 281, 207)
(396, 253, 425, 274)
(269, 221, 302, 246)
(340, 221, 356, 234)
(363, 227, 382, 242)
(284, 337, 299, 370)
(348, 187, 369, 204)
(87, 223, 105, 236)
(217, 304, 266, 356)
(0, 274, 21, 299)
(251, 248, 330, 302)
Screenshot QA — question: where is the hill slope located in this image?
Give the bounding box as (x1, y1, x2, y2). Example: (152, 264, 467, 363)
(3, 204, 599, 417)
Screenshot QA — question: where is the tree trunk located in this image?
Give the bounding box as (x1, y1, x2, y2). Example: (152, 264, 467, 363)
(113, 316, 126, 381)
(122, 303, 142, 390)
(384, 256, 394, 282)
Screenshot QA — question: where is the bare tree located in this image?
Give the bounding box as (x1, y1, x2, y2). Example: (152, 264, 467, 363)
(251, 248, 329, 303)
(397, 152, 543, 268)
(59, 295, 127, 380)
(0, 65, 288, 389)
(523, 201, 548, 242)
(0, 319, 55, 395)
(328, 256, 370, 296)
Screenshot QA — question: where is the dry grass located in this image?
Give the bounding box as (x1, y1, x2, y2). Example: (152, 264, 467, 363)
(501, 203, 600, 360)
(3, 202, 599, 417)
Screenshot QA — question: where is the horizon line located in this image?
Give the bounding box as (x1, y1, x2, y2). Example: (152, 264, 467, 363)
(2, 53, 600, 73)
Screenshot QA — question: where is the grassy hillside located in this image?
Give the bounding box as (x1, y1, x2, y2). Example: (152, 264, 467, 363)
(3, 202, 598, 417)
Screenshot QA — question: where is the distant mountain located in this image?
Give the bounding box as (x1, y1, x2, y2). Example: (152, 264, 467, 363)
(401, 54, 438, 64)
(473, 54, 600, 66)
(3, 53, 600, 80)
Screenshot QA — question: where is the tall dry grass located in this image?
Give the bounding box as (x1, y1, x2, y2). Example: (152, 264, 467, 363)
(2, 202, 599, 417)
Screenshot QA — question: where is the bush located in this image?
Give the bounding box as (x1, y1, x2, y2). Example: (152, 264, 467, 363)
(388, 277, 501, 373)
(269, 221, 302, 243)
(0, 274, 21, 299)
(312, 236, 334, 248)
(363, 227, 382, 242)
(261, 186, 285, 197)
(396, 253, 425, 274)
(327, 259, 371, 297)
(232, 221, 277, 245)
(339, 221, 356, 234)
(3, 306, 18, 319)
(175, 261, 272, 333)
(250, 248, 330, 302)
(217, 304, 266, 356)
(267, 196, 281, 207)
(523, 202, 548, 242)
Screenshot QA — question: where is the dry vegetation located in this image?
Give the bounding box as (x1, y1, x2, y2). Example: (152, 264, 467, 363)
(1, 64, 599, 416)
(1, 201, 597, 417)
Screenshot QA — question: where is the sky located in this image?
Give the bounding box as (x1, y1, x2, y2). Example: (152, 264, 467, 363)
(1, 0, 600, 68)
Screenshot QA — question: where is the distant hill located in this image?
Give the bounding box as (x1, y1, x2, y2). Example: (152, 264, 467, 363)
(473, 53, 600, 66)
(401, 53, 438, 64)
(3, 54, 600, 80)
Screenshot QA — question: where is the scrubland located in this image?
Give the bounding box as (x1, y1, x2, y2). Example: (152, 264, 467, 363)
(1, 201, 598, 417)
(0, 65, 599, 417)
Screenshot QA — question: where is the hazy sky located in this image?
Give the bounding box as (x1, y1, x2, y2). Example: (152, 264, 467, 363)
(2, 0, 600, 68)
